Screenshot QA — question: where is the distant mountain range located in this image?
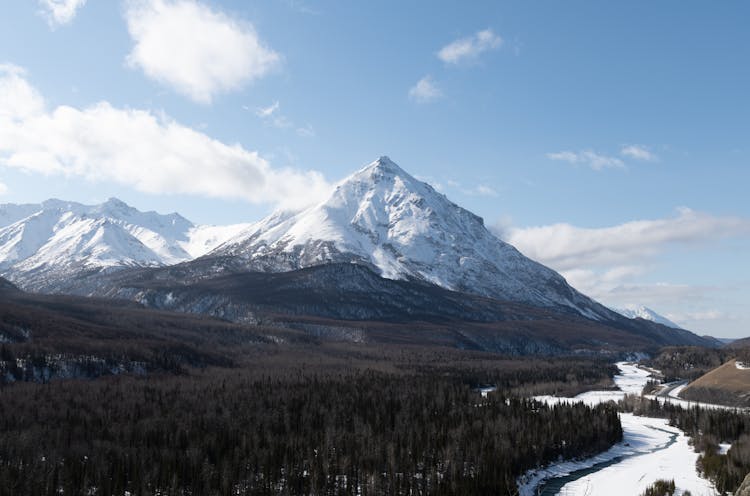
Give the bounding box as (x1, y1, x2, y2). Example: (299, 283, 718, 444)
(612, 305, 682, 329)
(0, 198, 249, 291)
(0, 157, 716, 353)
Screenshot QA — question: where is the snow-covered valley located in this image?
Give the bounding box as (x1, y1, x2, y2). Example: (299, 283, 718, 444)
(519, 362, 719, 496)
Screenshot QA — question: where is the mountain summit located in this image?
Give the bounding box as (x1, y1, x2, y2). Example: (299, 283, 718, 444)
(613, 305, 683, 329)
(212, 157, 617, 321)
(0, 157, 711, 352)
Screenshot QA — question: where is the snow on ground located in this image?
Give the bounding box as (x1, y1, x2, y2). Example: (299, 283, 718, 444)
(646, 392, 748, 413)
(477, 386, 496, 398)
(669, 383, 688, 399)
(517, 413, 672, 496)
(520, 362, 718, 496)
(718, 443, 732, 455)
(556, 415, 716, 496)
(736, 361, 750, 370)
(614, 362, 653, 394)
(535, 362, 651, 408)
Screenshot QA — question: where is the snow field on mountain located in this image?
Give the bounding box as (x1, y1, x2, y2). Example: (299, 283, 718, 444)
(214, 157, 617, 320)
(0, 198, 249, 282)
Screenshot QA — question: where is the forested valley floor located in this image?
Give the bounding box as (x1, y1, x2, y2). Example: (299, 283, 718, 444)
(0, 342, 622, 496)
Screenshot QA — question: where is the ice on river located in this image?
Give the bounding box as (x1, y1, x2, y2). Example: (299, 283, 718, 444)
(519, 362, 718, 496)
(535, 361, 651, 407)
(556, 414, 716, 496)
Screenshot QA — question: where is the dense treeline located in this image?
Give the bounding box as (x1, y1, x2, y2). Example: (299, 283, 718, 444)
(640, 479, 678, 496)
(644, 347, 728, 382)
(0, 288, 624, 494)
(0, 351, 622, 496)
(679, 385, 750, 408)
(0, 291, 313, 384)
(620, 395, 750, 494)
(643, 346, 750, 383)
(398, 351, 618, 397)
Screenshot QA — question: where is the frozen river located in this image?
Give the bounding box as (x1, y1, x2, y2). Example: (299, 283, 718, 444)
(518, 362, 718, 496)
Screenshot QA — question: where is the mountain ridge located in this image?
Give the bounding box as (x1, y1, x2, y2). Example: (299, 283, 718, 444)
(0, 156, 712, 352)
(210, 156, 620, 322)
(612, 305, 683, 329)
(66, 260, 714, 353)
(0, 198, 250, 291)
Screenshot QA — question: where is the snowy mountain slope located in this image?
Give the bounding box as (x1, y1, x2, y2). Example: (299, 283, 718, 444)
(0, 203, 41, 229)
(0, 198, 249, 291)
(613, 305, 683, 329)
(0, 276, 18, 292)
(0, 157, 714, 351)
(211, 156, 620, 321)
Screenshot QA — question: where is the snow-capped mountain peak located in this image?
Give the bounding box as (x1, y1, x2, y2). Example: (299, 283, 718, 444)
(213, 156, 618, 320)
(0, 198, 250, 291)
(613, 305, 682, 329)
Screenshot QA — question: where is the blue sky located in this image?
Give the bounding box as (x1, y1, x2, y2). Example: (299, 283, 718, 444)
(0, 1, 748, 337)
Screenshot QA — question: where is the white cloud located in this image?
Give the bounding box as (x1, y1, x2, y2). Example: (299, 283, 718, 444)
(296, 124, 315, 137)
(474, 185, 498, 197)
(502, 207, 750, 271)
(430, 177, 498, 197)
(267, 114, 292, 129)
(546, 150, 625, 170)
(491, 208, 750, 317)
(38, 0, 87, 27)
(621, 144, 658, 162)
(254, 101, 309, 133)
(409, 76, 442, 103)
(438, 29, 503, 65)
(604, 283, 710, 305)
(0, 65, 330, 211)
(0, 65, 45, 120)
(0, 181, 7, 196)
(556, 267, 647, 300)
(459, 183, 497, 197)
(124, 0, 280, 104)
(672, 310, 725, 322)
(256, 101, 280, 118)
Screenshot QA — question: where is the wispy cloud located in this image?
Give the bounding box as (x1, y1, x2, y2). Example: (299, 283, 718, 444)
(474, 185, 498, 197)
(38, 0, 87, 27)
(604, 282, 712, 307)
(459, 184, 498, 197)
(438, 29, 502, 65)
(0, 181, 7, 196)
(0, 64, 330, 211)
(620, 144, 658, 162)
(429, 178, 497, 197)
(255, 101, 280, 118)
(546, 150, 625, 170)
(671, 310, 726, 322)
(296, 124, 315, 137)
(490, 208, 750, 317)
(409, 75, 442, 103)
(548, 144, 661, 170)
(124, 0, 280, 104)
(280, 0, 319, 15)
(500, 207, 750, 272)
(252, 100, 312, 135)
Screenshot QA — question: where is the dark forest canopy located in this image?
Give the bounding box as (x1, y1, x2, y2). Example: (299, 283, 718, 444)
(0, 343, 621, 496)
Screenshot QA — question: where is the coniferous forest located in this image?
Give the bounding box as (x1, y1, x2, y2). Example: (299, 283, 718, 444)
(0, 342, 622, 496)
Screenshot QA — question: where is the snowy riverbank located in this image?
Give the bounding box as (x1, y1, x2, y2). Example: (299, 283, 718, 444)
(518, 362, 718, 496)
